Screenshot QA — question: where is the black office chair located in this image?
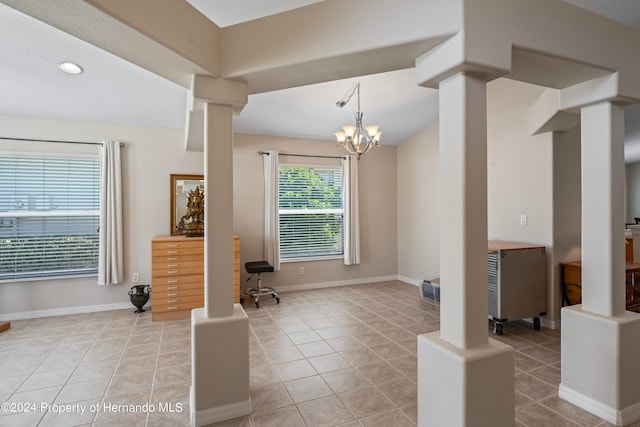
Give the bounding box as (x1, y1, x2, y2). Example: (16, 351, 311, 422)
(243, 261, 279, 308)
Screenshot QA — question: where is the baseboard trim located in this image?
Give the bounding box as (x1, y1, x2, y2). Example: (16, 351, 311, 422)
(397, 275, 422, 286)
(0, 301, 149, 322)
(622, 401, 640, 426)
(190, 393, 251, 427)
(541, 317, 560, 330)
(559, 383, 640, 425)
(273, 275, 399, 293)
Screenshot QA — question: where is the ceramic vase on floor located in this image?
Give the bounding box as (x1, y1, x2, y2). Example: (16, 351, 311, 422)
(128, 284, 151, 313)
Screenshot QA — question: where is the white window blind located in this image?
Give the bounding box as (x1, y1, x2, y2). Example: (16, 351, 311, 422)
(278, 165, 344, 260)
(0, 155, 100, 281)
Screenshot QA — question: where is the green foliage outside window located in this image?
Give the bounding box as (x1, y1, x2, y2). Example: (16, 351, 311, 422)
(278, 166, 344, 259)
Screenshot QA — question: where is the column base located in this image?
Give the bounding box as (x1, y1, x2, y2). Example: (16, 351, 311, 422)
(190, 304, 251, 427)
(560, 305, 640, 426)
(418, 332, 514, 427)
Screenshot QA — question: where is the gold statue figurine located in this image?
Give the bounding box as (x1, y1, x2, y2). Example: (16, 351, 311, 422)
(178, 186, 205, 236)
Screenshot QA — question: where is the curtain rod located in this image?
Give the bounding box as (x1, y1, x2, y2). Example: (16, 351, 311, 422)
(0, 137, 124, 147)
(258, 151, 345, 160)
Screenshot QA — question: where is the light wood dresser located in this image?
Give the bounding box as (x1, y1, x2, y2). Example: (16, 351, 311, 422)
(151, 235, 240, 321)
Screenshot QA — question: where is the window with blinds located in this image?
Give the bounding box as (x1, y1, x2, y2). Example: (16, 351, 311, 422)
(278, 165, 344, 260)
(0, 155, 100, 281)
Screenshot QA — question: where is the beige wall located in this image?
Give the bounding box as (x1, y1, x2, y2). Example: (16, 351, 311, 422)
(233, 134, 398, 291)
(0, 114, 203, 319)
(486, 79, 553, 244)
(397, 123, 440, 284)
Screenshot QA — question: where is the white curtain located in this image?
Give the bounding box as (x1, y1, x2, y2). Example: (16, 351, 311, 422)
(263, 150, 280, 270)
(343, 154, 360, 265)
(98, 140, 124, 285)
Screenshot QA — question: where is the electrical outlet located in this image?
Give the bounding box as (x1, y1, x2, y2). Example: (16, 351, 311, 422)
(132, 272, 140, 283)
(520, 215, 528, 226)
(298, 267, 304, 276)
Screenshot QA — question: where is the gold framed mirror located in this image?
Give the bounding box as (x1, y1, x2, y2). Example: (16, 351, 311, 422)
(170, 174, 205, 235)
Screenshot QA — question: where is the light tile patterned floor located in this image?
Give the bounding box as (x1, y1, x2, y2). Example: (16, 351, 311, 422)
(0, 281, 635, 426)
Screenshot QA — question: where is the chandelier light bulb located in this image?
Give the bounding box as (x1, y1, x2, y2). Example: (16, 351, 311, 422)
(342, 126, 356, 137)
(365, 125, 379, 138)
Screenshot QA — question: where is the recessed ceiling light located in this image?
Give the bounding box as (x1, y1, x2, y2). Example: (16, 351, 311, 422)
(58, 62, 83, 75)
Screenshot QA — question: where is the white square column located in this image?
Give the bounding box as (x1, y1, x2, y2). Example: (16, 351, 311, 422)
(203, 103, 235, 318)
(560, 101, 640, 425)
(580, 102, 625, 317)
(190, 100, 250, 426)
(418, 72, 514, 427)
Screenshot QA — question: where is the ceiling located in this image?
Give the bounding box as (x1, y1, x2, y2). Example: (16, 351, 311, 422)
(2, 0, 640, 158)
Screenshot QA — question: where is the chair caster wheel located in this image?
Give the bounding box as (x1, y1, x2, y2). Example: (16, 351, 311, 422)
(272, 294, 276, 298)
(255, 301, 260, 309)
(276, 297, 280, 304)
(240, 298, 244, 304)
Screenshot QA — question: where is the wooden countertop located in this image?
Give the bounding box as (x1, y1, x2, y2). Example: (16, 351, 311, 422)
(487, 240, 545, 251)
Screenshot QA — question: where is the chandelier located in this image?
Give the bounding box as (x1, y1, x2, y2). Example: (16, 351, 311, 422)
(334, 83, 381, 159)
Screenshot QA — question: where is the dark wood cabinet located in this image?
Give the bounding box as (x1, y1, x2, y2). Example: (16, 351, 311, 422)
(560, 261, 640, 312)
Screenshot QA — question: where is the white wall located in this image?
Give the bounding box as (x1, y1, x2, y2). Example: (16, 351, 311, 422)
(0, 114, 203, 319)
(397, 123, 440, 284)
(233, 134, 398, 291)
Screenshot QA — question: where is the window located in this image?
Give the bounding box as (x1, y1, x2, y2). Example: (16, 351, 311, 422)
(0, 154, 100, 281)
(278, 165, 344, 260)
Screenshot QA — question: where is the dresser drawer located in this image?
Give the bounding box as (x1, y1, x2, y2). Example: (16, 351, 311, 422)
(152, 265, 204, 278)
(152, 245, 204, 257)
(152, 253, 204, 264)
(153, 296, 204, 313)
(152, 277, 203, 292)
(152, 259, 203, 270)
(152, 238, 203, 249)
(153, 286, 203, 300)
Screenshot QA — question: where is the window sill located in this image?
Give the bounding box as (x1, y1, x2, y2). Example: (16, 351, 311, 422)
(280, 255, 344, 263)
(0, 273, 98, 284)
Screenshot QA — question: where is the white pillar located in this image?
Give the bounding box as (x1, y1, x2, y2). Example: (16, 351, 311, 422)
(580, 102, 625, 317)
(190, 77, 251, 426)
(204, 103, 235, 318)
(418, 72, 514, 427)
(560, 101, 640, 425)
(438, 72, 490, 349)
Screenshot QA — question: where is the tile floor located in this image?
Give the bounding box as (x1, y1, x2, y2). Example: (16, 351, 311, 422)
(0, 281, 635, 426)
